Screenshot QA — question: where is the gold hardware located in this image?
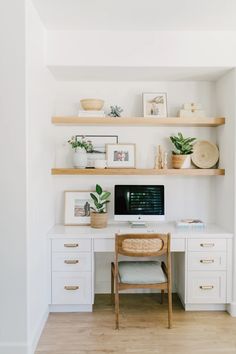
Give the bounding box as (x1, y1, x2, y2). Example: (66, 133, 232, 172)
(200, 285, 214, 290)
(200, 243, 215, 248)
(64, 243, 79, 248)
(200, 259, 214, 264)
(64, 286, 79, 291)
(64, 260, 79, 264)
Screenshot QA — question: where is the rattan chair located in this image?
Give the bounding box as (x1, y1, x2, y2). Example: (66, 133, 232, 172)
(111, 233, 172, 329)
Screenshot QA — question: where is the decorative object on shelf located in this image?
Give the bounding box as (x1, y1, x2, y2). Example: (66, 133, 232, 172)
(80, 98, 104, 111)
(108, 105, 123, 117)
(191, 140, 219, 169)
(94, 159, 107, 169)
(179, 102, 206, 118)
(64, 190, 93, 226)
(90, 184, 111, 228)
(76, 135, 118, 167)
(78, 110, 105, 117)
(68, 136, 92, 169)
(106, 144, 136, 168)
(143, 92, 168, 118)
(176, 219, 205, 230)
(163, 151, 168, 169)
(155, 145, 163, 169)
(170, 132, 196, 169)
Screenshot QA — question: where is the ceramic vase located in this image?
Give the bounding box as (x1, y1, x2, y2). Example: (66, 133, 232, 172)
(73, 148, 87, 169)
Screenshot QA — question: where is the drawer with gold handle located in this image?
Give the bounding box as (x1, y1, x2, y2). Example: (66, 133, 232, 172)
(52, 253, 91, 272)
(64, 285, 79, 291)
(188, 252, 226, 271)
(188, 239, 226, 252)
(52, 272, 92, 304)
(52, 239, 91, 252)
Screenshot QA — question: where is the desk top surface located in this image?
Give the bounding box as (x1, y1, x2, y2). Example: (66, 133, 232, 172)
(48, 222, 233, 239)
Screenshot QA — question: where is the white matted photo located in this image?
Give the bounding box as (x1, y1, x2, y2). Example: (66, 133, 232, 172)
(106, 144, 136, 168)
(64, 191, 93, 225)
(143, 92, 168, 118)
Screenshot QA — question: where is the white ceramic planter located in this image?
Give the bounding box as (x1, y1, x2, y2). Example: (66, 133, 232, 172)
(172, 154, 192, 169)
(73, 148, 87, 169)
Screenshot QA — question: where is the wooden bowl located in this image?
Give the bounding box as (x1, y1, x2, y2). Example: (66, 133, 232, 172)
(191, 141, 219, 168)
(80, 99, 104, 111)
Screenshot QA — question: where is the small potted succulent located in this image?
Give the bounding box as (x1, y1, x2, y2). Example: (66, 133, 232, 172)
(90, 184, 111, 228)
(170, 132, 196, 169)
(68, 136, 93, 169)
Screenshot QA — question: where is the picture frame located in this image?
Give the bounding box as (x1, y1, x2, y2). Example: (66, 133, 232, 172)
(64, 190, 93, 226)
(106, 144, 136, 168)
(143, 92, 168, 118)
(76, 135, 118, 167)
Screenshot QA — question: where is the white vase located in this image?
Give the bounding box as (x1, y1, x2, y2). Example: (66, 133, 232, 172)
(73, 148, 87, 169)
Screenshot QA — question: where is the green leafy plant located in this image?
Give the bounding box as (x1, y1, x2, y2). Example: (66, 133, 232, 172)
(170, 132, 196, 155)
(90, 184, 111, 213)
(108, 105, 123, 117)
(68, 136, 93, 152)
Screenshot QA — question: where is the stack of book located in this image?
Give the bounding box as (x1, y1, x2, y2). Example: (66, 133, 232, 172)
(78, 110, 105, 117)
(176, 219, 205, 230)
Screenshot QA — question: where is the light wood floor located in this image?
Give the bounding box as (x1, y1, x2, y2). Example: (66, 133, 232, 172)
(36, 294, 236, 354)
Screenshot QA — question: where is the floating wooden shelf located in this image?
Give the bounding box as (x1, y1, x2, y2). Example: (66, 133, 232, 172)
(52, 116, 225, 127)
(51, 168, 225, 176)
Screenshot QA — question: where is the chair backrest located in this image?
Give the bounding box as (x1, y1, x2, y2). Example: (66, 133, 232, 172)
(115, 233, 170, 257)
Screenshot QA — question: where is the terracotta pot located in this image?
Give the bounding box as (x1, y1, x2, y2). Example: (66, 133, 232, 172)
(90, 212, 108, 228)
(172, 154, 192, 169)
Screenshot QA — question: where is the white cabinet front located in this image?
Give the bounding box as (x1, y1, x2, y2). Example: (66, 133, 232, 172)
(52, 272, 92, 304)
(52, 253, 92, 272)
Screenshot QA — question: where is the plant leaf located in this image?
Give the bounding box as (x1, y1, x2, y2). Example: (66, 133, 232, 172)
(96, 184, 102, 195)
(100, 191, 111, 201)
(90, 193, 98, 204)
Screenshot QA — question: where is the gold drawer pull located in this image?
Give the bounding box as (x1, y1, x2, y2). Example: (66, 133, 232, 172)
(200, 243, 215, 248)
(64, 286, 79, 291)
(200, 259, 214, 264)
(64, 260, 79, 264)
(200, 285, 214, 290)
(64, 243, 79, 248)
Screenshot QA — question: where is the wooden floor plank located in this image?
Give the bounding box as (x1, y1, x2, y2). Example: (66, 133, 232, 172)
(35, 294, 236, 354)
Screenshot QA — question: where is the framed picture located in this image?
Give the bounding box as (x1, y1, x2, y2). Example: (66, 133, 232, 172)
(64, 190, 93, 225)
(143, 92, 168, 118)
(76, 135, 118, 167)
(106, 144, 136, 168)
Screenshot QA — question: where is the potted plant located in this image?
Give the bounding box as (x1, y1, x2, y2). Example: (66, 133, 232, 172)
(68, 136, 93, 169)
(90, 184, 111, 228)
(170, 132, 196, 169)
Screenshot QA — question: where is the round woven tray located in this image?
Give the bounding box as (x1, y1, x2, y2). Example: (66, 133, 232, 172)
(191, 141, 219, 169)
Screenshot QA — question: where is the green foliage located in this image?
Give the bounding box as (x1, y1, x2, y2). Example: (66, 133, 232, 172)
(68, 136, 93, 152)
(90, 184, 111, 213)
(170, 132, 196, 155)
(108, 105, 123, 117)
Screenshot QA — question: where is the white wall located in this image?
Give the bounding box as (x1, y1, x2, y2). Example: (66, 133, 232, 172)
(46, 30, 236, 67)
(26, 1, 55, 352)
(0, 0, 28, 353)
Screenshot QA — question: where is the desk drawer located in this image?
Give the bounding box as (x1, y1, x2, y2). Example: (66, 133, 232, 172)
(187, 271, 226, 303)
(188, 239, 226, 252)
(52, 239, 91, 253)
(52, 253, 92, 272)
(52, 272, 92, 304)
(94, 238, 115, 252)
(188, 252, 226, 271)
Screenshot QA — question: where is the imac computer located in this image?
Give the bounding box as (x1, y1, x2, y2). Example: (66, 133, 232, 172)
(114, 185, 165, 226)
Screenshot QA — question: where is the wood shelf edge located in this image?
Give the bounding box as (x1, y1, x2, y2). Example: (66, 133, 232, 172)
(51, 168, 225, 176)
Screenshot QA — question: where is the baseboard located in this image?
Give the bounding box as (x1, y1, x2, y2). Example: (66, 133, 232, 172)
(227, 302, 236, 316)
(0, 343, 27, 354)
(185, 303, 227, 311)
(28, 307, 49, 354)
(49, 304, 93, 312)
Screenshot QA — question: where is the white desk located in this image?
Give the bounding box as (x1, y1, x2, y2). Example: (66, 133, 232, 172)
(48, 222, 233, 313)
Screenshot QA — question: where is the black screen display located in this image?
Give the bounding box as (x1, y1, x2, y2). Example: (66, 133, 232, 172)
(115, 185, 164, 215)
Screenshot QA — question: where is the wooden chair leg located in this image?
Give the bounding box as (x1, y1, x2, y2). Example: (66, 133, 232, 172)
(160, 289, 165, 304)
(115, 286, 119, 330)
(111, 266, 114, 305)
(167, 285, 173, 329)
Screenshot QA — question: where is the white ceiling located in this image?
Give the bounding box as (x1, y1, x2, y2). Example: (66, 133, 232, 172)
(32, 0, 236, 31)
